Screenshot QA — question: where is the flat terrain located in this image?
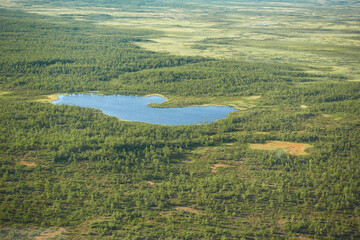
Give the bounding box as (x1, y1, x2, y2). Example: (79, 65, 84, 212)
(0, 1, 359, 239)
(250, 141, 313, 155)
(1, 0, 359, 80)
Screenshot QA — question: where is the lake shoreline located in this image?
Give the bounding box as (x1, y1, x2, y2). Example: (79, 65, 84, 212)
(51, 93, 237, 125)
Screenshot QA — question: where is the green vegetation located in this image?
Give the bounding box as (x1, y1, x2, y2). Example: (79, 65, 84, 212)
(0, 1, 359, 239)
(6, 0, 358, 80)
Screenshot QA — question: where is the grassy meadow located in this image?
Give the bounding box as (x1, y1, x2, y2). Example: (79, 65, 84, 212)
(2, 0, 358, 79)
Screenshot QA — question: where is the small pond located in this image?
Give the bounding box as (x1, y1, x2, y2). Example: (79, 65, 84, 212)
(52, 94, 237, 125)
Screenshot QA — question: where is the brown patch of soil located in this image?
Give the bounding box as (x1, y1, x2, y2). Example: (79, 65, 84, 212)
(250, 141, 312, 156)
(297, 236, 311, 240)
(277, 218, 287, 229)
(210, 164, 230, 173)
(19, 154, 37, 167)
(75, 216, 112, 237)
(34, 228, 66, 240)
(175, 206, 204, 215)
(19, 160, 37, 167)
(146, 181, 155, 186)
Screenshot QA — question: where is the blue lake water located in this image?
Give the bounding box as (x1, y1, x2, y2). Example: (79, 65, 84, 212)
(52, 94, 237, 125)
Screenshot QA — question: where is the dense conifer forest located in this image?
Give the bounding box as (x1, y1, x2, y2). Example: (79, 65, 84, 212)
(0, 1, 359, 239)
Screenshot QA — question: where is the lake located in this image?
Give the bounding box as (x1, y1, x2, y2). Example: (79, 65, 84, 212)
(52, 94, 237, 125)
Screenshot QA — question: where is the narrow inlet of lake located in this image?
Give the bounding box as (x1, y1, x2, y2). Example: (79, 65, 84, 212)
(52, 94, 237, 125)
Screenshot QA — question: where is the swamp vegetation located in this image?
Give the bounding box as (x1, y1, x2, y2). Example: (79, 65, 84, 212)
(0, 0, 359, 239)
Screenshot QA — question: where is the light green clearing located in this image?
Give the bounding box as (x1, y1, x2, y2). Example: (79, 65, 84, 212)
(1, 0, 358, 80)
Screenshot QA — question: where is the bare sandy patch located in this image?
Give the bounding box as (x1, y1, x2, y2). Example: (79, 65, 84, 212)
(249, 141, 312, 156)
(144, 93, 168, 100)
(146, 181, 155, 186)
(245, 95, 261, 100)
(297, 236, 311, 240)
(19, 160, 37, 167)
(19, 154, 37, 167)
(36, 94, 62, 103)
(210, 164, 230, 173)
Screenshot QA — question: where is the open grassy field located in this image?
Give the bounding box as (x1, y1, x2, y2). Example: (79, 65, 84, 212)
(250, 141, 313, 156)
(1, 0, 359, 80)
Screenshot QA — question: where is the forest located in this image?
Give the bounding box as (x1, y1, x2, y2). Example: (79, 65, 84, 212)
(0, 1, 360, 239)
